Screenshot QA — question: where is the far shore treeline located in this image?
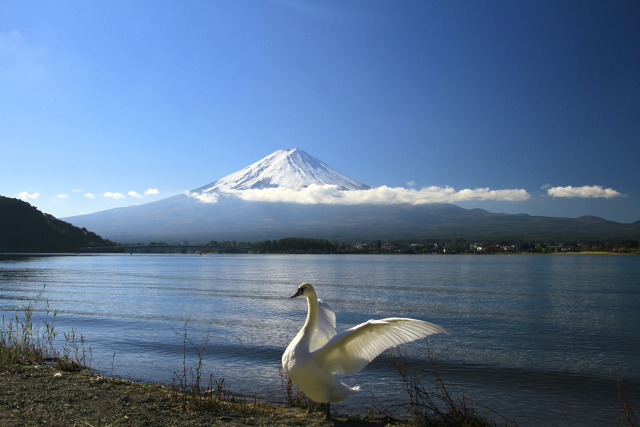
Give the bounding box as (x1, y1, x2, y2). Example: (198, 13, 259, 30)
(126, 237, 639, 255)
(1, 195, 638, 255)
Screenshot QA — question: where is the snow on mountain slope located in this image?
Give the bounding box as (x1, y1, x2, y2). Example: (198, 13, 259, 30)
(194, 149, 370, 194)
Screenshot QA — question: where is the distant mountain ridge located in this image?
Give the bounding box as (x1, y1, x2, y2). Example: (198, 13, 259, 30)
(63, 149, 640, 243)
(0, 195, 117, 252)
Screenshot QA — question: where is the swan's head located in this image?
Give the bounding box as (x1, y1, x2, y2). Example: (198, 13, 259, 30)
(290, 282, 316, 299)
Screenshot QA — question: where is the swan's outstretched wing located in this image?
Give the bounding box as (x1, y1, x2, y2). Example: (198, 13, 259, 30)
(309, 299, 337, 352)
(314, 318, 449, 375)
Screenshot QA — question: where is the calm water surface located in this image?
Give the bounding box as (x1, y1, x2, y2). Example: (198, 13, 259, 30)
(1, 254, 638, 426)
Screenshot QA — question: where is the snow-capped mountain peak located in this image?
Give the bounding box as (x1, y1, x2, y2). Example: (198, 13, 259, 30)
(195, 149, 370, 193)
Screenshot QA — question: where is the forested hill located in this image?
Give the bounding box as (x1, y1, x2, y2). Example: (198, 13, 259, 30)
(0, 196, 119, 252)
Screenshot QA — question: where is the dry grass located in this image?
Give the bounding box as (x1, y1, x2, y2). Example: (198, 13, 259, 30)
(278, 359, 308, 408)
(0, 284, 89, 370)
(170, 320, 247, 414)
(388, 341, 518, 427)
(617, 375, 639, 427)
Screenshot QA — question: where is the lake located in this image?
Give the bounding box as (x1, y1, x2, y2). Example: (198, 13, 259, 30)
(0, 253, 638, 425)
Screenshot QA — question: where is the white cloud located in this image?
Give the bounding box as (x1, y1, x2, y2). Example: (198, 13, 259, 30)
(55, 194, 68, 200)
(104, 191, 125, 199)
(185, 191, 219, 203)
(18, 191, 40, 200)
(547, 185, 623, 199)
(407, 181, 416, 187)
(100, 189, 159, 200)
(71, 188, 83, 193)
(187, 185, 530, 205)
(84, 193, 96, 199)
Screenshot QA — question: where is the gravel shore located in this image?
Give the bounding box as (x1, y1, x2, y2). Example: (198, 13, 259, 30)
(0, 364, 408, 426)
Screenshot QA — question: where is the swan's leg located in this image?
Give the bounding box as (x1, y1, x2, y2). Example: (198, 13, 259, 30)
(307, 400, 330, 419)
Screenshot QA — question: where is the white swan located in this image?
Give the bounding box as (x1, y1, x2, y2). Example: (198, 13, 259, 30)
(282, 282, 449, 416)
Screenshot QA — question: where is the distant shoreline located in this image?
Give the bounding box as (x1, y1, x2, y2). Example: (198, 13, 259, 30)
(548, 251, 630, 255)
(1, 250, 636, 257)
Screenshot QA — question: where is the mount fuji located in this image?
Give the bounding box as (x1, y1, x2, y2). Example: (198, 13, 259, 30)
(194, 149, 370, 193)
(64, 149, 640, 243)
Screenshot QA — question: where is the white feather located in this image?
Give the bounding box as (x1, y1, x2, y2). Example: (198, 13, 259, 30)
(316, 317, 449, 375)
(309, 299, 337, 352)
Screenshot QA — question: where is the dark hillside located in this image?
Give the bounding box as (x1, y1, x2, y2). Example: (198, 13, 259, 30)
(0, 195, 119, 252)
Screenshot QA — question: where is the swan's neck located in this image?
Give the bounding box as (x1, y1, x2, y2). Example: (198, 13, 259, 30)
(299, 294, 319, 348)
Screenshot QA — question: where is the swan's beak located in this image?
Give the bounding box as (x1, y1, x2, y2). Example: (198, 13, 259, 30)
(290, 289, 303, 298)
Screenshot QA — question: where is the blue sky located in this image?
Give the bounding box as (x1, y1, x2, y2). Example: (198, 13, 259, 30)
(2, 1, 639, 223)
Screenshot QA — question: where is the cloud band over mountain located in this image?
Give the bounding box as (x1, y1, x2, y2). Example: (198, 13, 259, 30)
(181, 150, 627, 206)
(188, 184, 531, 205)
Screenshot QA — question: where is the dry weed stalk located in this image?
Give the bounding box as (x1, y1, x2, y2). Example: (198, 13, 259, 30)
(278, 363, 308, 407)
(171, 320, 242, 413)
(617, 375, 639, 427)
(388, 340, 517, 426)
